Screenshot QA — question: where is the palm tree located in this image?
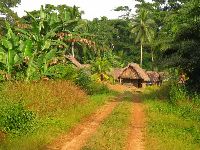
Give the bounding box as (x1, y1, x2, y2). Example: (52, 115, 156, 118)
(131, 8, 155, 67)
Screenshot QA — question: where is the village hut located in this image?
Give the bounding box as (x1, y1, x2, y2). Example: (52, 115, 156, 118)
(118, 63, 150, 88)
(110, 68, 123, 82)
(146, 71, 160, 85)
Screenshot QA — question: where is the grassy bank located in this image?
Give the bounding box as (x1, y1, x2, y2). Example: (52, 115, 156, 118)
(0, 81, 115, 150)
(143, 86, 200, 150)
(82, 92, 133, 150)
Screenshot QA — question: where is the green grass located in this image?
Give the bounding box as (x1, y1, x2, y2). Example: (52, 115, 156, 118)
(0, 81, 116, 150)
(82, 92, 133, 150)
(143, 86, 200, 150)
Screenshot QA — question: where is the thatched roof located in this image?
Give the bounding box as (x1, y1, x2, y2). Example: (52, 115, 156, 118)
(146, 71, 160, 82)
(110, 68, 123, 80)
(119, 63, 150, 81)
(65, 55, 90, 69)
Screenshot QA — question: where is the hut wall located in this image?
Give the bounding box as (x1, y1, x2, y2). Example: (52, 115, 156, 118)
(121, 78, 142, 88)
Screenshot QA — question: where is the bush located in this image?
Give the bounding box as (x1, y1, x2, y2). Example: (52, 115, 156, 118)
(88, 83, 110, 95)
(75, 70, 91, 89)
(169, 84, 188, 104)
(47, 64, 77, 80)
(74, 70, 110, 95)
(0, 103, 36, 134)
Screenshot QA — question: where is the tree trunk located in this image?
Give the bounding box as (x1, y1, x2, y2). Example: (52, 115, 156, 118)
(151, 49, 154, 70)
(72, 42, 75, 57)
(140, 43, 143, 67)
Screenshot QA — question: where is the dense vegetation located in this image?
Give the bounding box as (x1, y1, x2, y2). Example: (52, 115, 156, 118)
(0, 81, 114, 149)
(0, 0, 199, 90)
(0, 0, 199, 149)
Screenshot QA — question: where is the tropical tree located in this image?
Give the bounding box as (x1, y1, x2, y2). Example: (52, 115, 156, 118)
(0, 22, 21, 80)
(16, 6, 68, 81)
(0, 0, 21, 35)
(131, 8, 155, 67)
(157, 0, 200, 91)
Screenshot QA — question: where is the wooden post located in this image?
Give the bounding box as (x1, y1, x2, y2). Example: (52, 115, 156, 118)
(142, 83, 146, 88)
(119, 78, 122, 84)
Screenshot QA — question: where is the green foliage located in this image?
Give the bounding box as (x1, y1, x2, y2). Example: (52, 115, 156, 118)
(47, 64, 77, 80)
(131, 7, 155, 67)
(0, 0, 21, 34)
(0, 81, 115, 149)
(143, 84, 200, 149)
(0, 102, 35, 134)
(143, 0, 200, 91)
(88, 83, 110, 95)
(75, 69, 91, 86)
(144, 96, 200, 149)
(0, 22, 21, 79)
(75, 70, 110, 95)
(15, 7, 69, 81)
(169, 84, 188, 104)
(91, 57, 111, 74)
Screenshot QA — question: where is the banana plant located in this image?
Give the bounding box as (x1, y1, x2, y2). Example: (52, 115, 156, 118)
(19, 40, 35, 81)
(16, 6, 68, 81)
(0, 22, 21, 80)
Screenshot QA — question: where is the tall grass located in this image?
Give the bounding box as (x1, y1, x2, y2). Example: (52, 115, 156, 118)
(0, 81, 115, 150)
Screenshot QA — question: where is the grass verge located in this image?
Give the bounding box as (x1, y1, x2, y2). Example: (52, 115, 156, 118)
(82, 92, 133, 150)
(143, 86, 200, 150)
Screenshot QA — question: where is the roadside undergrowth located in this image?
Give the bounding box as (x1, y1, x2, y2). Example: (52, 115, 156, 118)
(143, 85, 200, 150)
(0, 81, 115, 150)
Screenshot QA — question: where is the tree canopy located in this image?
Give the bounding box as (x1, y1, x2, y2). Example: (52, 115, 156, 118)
(0, 0, 199, 91)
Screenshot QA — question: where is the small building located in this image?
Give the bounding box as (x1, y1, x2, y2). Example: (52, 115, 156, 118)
(146, 71, 160, 85)
(110, 68, 123, 82)
(118, 63, 150, 88)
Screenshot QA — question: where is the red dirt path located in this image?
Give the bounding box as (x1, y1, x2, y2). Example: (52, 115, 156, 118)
(127, 94, 145, 150)
(45, 101, 119, 150)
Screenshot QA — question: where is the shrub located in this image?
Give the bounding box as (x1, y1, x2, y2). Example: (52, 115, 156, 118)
(47, 64, 77, 80)
(75, 69, 91, 89)
(169, 84, 188, 104)
(74, 70, 110, 95)
(191, 93, 200, 105)
(0, 103, 36, 134)
(88, 83, 110, 95)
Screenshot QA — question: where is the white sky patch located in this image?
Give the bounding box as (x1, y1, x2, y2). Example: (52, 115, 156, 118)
(12, 0, 139, 20)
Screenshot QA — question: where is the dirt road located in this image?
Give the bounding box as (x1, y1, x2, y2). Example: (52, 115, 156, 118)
(127, 94, 145, 150)
(45, 101, 119, 150)
(45, 84, 146, 150)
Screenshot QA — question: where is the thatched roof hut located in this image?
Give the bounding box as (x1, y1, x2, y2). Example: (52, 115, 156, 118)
(119, 63, 150, 88)
(146, 71, 160, 83)
(119, 63, 150, 81)
(111, 68, 123, 80)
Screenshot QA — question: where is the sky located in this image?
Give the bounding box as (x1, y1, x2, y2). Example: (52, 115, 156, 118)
(13, 0, 139, 20)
